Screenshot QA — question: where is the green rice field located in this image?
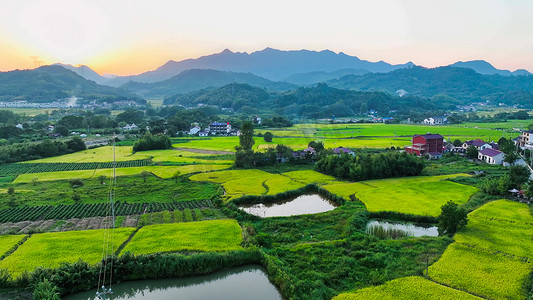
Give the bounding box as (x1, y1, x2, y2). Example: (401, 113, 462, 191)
(0, 235, 26, 257)
(13, 164, 231, 183)
(428, 200, 533, 299)
(333, 276, 482, 300)
(120, 220, 242, 254)
(356, 181, 478, 217)
(0, 228, 134, 277)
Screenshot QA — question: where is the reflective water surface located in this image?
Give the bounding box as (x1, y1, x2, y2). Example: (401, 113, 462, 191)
(366, 219, 439, 237)
(63, 265, 282, 300)
(239, 194, 338, 217)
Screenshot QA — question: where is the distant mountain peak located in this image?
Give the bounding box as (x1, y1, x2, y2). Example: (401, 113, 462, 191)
(220, 48, 234, 54)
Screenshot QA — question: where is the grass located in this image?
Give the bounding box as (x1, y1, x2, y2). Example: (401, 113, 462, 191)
(0, 235, 26, 257)
(281, 170, 337, 185)
(0, 228, 134, 277)
(13, 164, 231, 183)
(265, 176, 305, 195)
(322, 182, 374, 200)
(120, 220, 242, 255)
(333, 276, 482, 300)
(362, 174, 470, 188)
(356, 181, 477, 217)
(428, 200, 533, 299)
(23, 146, 140, 163)
(1, 176, 219, 208)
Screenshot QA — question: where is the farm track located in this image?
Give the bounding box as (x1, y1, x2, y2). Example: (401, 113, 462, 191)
(173, 147, 234, 155)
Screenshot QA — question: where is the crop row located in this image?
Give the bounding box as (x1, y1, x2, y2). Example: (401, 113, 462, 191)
(0, 160, 151, 177)
(0, 199, 214, 223)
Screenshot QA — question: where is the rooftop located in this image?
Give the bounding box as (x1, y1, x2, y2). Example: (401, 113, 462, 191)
(480, 148, 503, 157)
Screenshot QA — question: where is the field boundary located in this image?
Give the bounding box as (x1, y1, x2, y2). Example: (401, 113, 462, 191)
(115, 228, 140, 255)
(0, 235, 29, 261)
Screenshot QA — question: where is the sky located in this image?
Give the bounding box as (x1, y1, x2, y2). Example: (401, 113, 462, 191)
(0, 0, 532, 76)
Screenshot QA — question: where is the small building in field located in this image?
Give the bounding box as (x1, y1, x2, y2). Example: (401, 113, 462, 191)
(333, 147, 355, 156)
(422, 116, 447, 125)
(189, 126, 201, 135)
(198, 131, 209, 137)
(462, 139, 491, 151)
(478, 148, 505, 165)
(405, 133, 444, 159)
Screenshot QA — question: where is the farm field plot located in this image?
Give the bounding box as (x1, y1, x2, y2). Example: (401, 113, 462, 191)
(189, 169, 272, 183)
(428, 200, 533, 299)
(281, 170, 338, 185)
(264, 176, 305, 195)
(428, 243, 530, 300)
(255, 137, 411, 150)
(0, 235, 26, 257)
(24, 146, 142, 163)
(0, 228, 134, 277)
(356, 181, 477, 217)
(333, 276, 482, 300)
(121, 220, 242, 255)
(13, 164, 231, 183)
(362, 174, 469, 188)
(322, 182, 374, 200)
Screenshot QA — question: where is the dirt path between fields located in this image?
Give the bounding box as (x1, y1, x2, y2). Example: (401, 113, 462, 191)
(174, 147, 234, 155)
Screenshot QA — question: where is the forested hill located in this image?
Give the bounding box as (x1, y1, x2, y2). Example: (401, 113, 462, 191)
(0, 65, 145, 104)
(120, 69, 296, 98)
(327, 66, 533, 105)
(165, 83, 453, 117)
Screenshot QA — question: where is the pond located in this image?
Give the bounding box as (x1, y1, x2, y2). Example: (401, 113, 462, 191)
(366, 219, 439, 237)
(239, 194, 338, 217)
(63, 265, 282, 300)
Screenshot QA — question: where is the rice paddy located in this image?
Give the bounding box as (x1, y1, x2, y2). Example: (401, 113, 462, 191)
(0, 228, 134, 277)
(120, 220, 242, 254)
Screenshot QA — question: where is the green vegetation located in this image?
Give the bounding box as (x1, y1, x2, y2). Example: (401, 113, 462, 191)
(428, 200, 533, 299)
(132, 133, 172, 152)
(0, 228, 134, 277)
(0, 235, 26, 258)
(437, 200, 468, 237)
(121, 220, 242, 254)
(356, 181, 477, 217)
(333, 276, 482, 300)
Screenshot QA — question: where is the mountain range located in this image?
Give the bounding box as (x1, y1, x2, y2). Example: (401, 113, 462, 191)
(0, 65, 144, 104)
(120, 69, 296, 98)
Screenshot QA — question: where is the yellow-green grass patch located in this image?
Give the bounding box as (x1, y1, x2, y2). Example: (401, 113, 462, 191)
(0, 235, 26, 258)
(467, 199, 533, 225)
(322, 182, 374, 200)
(333, 276, 482, 300)
(428, 243, 530, 300)
(362, 174, 469, 188)
(13, 164, 231, 183)
(0, 228, 134, 277)
(265, 176, 305, 195)
(356, 181, 477, 217)
(121, 220, 242, 255)
(281, 170, 337, 185)
(189, 169, 273, 184)
(23, 146, 140, 163)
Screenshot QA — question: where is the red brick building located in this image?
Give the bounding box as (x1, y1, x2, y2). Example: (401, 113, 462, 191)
(405, 133, 444, 159)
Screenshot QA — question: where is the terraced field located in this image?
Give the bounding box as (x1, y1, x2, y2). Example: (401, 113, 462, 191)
(0, 228, 135, 277)
(428, 200, 533, 299)
(121, 220, 242, 254)
(13, 164, 231, 183)
(0, 234, 26, 258)
(333, 276, 482, 300)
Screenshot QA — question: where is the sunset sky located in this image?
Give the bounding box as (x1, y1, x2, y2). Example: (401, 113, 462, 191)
(0, 0, 532, 76)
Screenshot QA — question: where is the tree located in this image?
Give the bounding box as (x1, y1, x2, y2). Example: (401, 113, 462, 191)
(7, 187, 14, 196)
(509, 165, 530, 188)
(465, 146, 478, 159)
(66, 137, 86, 152)
(263, 132, 273, 143)
(359, 102, 368, 114)
(72, 192, 81, 204)
(140, 171, 151, 183)
(54, 125, 68, 137)
(308, 141, 324, 153)
(31, 178, 39, 186)
(503, 151, 519, 165)
(239, 121, 255, 150)
(437, 200, 468, 237)
(452, 139, 462, 147)
(98, 175, 107, 185)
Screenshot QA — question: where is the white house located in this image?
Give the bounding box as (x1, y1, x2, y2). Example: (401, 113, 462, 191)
(198, 131, 209, 137)
(462, 139, 492, 151)
(15, 123, 23, 129)
(478, 148, 505, 165)
(423, 116, 447, 125)
(189, 126, 201, 135)
(123, 123, 138, 131)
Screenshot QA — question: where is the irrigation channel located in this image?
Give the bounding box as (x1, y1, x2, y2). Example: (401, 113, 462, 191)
(63, 265, 282, 300)
(238, 194, 338, 217)
(366, 219, 439, 237)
